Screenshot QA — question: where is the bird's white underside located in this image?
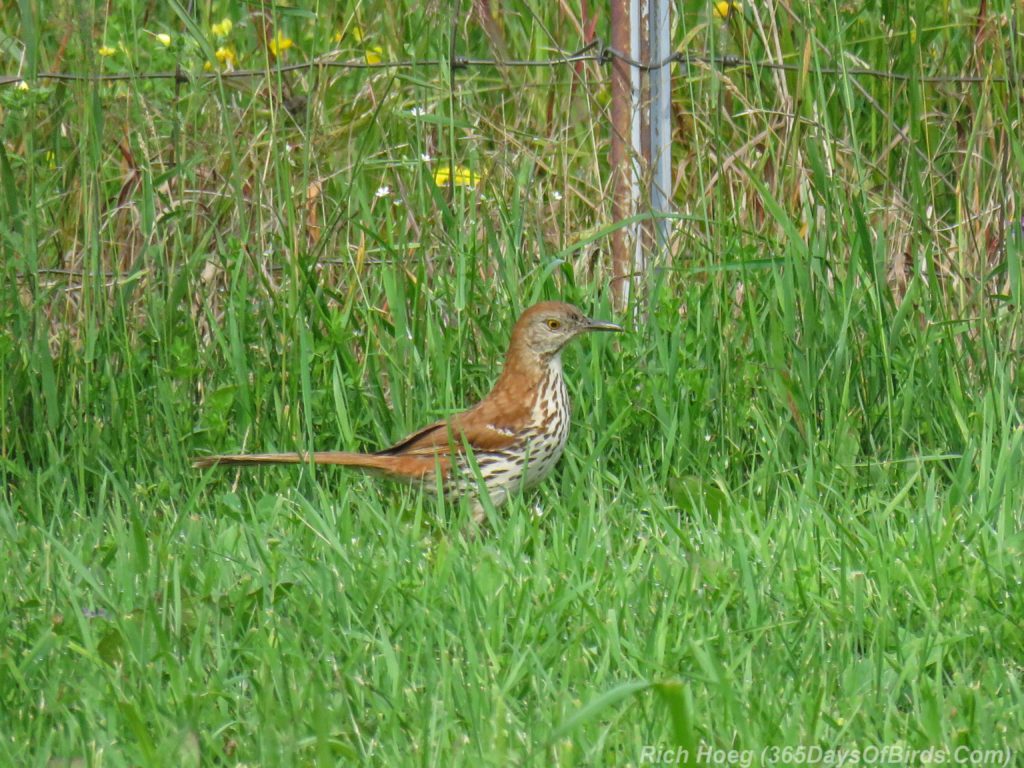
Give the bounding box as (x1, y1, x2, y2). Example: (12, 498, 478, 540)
(454, 354, 571, 515)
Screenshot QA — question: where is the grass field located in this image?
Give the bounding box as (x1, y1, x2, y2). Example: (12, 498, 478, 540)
(2, 1, 1023, 765)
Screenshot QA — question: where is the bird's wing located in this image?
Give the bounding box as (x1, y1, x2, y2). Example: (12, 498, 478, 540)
(376, 410, 520, 458)
(377, 377, 536, 458)
(375, 419, 453, 456)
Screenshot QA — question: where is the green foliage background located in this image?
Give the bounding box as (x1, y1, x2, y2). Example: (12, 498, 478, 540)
(1, 1, 1022, 764)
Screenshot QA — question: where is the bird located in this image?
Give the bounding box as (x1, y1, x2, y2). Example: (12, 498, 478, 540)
(193, 301, 622, 521)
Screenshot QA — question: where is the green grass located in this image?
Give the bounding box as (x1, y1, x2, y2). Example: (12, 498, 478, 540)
(2, 1, 1023, 765)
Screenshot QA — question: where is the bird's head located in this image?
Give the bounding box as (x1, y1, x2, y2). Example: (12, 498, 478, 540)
(508, 301, 622, 362)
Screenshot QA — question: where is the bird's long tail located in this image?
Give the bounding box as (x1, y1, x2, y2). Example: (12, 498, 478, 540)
(192, 451, 444, 481)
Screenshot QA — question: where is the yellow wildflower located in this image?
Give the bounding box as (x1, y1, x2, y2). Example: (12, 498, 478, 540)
(365, 46, 383, 64)
(211, 18, 233, 38)
(98, 45, 117, 57)
(15, 80, 29, 91)
(269, 32, 293, 56)
(712, 1, 741, 19)
(434, 165, 480, 188)
(155, 33, 172, 47)
(351, 25, 364, 43)
(215, 46, 237, 67)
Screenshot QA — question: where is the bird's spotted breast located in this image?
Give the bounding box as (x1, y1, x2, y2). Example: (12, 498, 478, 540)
(521, 364, 571, 489)
(447, 360, 571, 505)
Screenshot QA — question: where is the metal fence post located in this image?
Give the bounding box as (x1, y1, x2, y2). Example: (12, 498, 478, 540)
(648, 0, 673, 255)
(610, 0, 635, 309)
(610, 0, 672, 310)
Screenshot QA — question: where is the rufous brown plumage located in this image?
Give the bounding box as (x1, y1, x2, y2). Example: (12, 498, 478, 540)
(194, 301, 621, 519)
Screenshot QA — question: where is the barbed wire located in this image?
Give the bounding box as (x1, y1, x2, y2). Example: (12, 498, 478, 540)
(1, 40, 1019, 88)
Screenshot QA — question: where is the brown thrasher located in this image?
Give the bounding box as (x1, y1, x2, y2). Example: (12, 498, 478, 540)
(194, 301, 621, 519)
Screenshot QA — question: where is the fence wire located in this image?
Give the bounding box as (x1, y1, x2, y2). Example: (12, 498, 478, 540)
(2, 40, 1020, 88)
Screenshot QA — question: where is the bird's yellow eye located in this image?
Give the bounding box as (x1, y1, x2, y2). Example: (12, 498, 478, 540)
(546, 319, 562, 330)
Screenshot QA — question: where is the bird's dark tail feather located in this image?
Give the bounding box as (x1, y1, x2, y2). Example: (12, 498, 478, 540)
(193, 451, 386, 470)
(192, 451, 445, 481)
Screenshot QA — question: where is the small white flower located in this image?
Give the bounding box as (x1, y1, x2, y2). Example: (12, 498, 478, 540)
(552, 190, 563, 201)
(410, 106, 428, 116)
(375, 185, 391, 198)
(420, 153, 432, 162)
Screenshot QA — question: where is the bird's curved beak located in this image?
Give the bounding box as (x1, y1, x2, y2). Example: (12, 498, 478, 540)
(584, 317, 623, 333)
